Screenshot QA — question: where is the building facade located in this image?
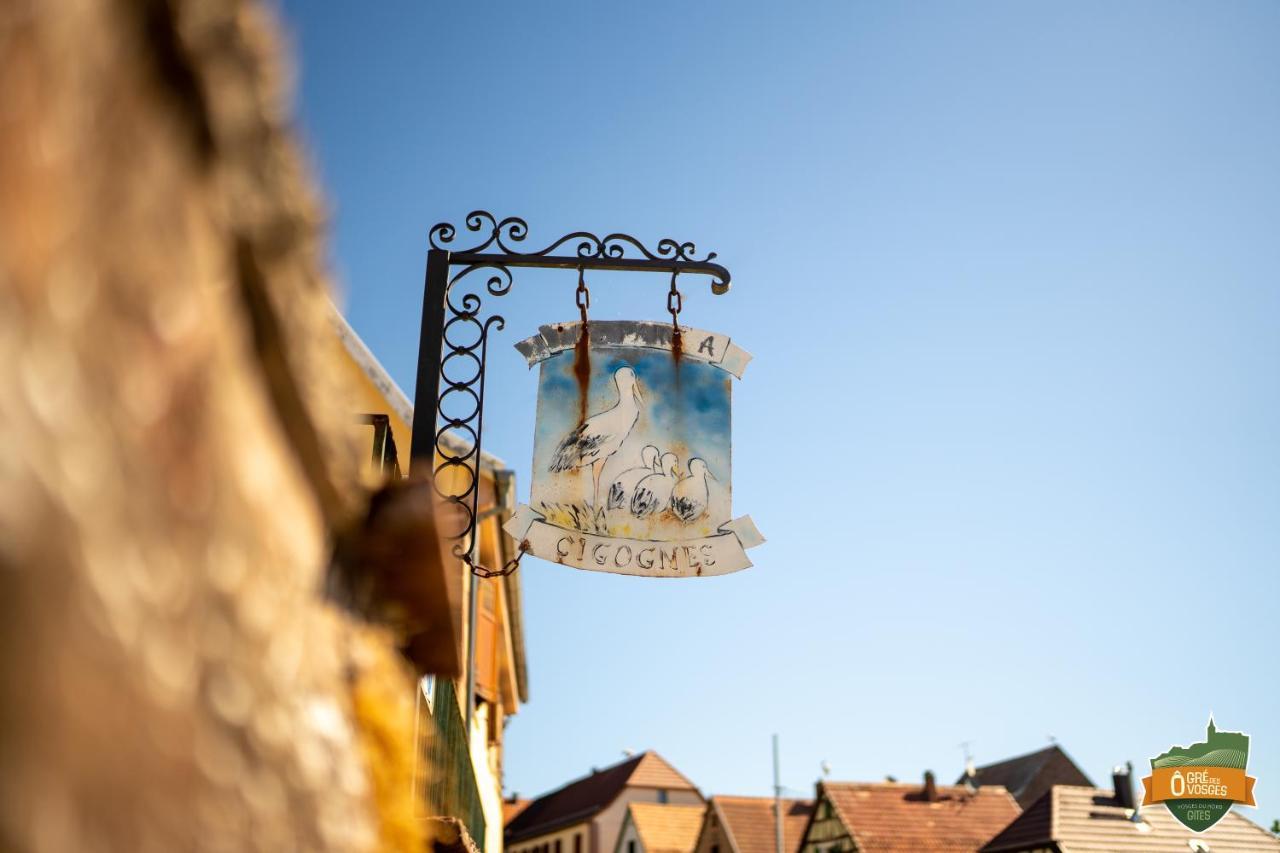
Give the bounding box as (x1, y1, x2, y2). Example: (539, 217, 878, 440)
(336, 310, 529, 853)
(506, 752, 704, 853)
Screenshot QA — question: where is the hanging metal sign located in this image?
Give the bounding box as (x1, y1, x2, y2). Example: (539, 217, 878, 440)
(503, 320, 762, 577)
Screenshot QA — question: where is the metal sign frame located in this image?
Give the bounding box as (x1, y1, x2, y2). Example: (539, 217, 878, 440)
(410, 211, 732, 577)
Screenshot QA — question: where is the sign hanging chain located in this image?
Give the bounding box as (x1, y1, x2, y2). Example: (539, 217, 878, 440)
(576, 266, 590, 324)
(668, 269, 682, 328)
(469, 545, 526, 578)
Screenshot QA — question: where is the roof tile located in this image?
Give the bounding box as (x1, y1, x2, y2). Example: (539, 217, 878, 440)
(823, 782, 1020, 853)
(983, 785, 1280, 852)
(629, 803, 706, 853)
(711, 796, 813, 853)
(958, 746, 1091, 810)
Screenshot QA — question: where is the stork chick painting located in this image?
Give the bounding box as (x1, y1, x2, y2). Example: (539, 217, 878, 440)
(548, 366, 644, 508)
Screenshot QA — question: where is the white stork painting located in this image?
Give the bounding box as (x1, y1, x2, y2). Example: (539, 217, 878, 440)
(524, 322, 742, 545)
(511, 320, 759, 577)
(547, 366, 644, 509)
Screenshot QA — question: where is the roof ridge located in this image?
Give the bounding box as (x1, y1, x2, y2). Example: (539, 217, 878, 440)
(545, 752, 646, 797)
(711, 794, 805, 802)
(505, 753, 650, 842)
(973, 744, 1060, 771)
(632, 751, 702, 792)
(823, 780, 1008, 792)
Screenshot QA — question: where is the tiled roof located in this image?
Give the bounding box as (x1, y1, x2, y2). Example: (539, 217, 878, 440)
(504, 799, 533, 826)
(506, 752, 699, 843)
(628, 803, 705, 853)
(823, 781, 1021, 853)
(709, 796, 813, 853)
(958, 746, 1091, 809)
(982, 785, 1280, 852)
(630, 753, 701, 791)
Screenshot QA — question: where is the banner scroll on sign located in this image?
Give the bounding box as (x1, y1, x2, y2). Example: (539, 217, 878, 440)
(504, 320, 763, 577)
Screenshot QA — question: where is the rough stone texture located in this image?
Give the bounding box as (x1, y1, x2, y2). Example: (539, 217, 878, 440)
(0, 1, 420, 850)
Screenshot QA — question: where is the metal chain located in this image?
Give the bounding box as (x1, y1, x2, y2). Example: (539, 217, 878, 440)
(667, 269, 682, 326)
(465, 545, 526, 578)
(576, 267, 590, 324)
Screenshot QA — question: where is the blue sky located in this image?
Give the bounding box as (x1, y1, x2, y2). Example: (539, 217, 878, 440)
(277, 0, 1279, 816)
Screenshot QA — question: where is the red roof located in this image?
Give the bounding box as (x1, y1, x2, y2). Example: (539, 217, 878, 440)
(504, 798, 533, 826)
(506, 752, 699, 843)
(708, 796, 813, 853)
(822, 781, 1021, 852)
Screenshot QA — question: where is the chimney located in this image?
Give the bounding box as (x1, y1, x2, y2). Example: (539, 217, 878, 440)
(923, 770, 939, 802)
(1112, 762, 1135, 811)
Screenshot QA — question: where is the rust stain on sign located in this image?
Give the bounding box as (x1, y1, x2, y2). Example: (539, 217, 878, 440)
(572, 322, 591, 424)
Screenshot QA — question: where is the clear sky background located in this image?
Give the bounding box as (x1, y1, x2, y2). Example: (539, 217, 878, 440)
(277, 0, 1279, 817)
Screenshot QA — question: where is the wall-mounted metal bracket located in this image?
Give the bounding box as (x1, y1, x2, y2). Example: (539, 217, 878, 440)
(409, 211, 731, 577)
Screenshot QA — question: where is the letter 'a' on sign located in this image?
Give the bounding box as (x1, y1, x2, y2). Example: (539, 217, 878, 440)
(503, 320, 763, 577)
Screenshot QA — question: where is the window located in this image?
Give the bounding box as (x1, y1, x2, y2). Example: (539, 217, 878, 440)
(657, 789, 669, 804)
(628, 840, 637, 853)
(712, 845, 720, 853)
(419, 674, 435, 713)
(574, 835, 582, 853)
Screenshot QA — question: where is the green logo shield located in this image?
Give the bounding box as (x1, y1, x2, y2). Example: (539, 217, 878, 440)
(1143, 718, 1255, 833)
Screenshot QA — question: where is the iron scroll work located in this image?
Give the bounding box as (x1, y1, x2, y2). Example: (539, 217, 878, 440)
(410, 212, 732, 577)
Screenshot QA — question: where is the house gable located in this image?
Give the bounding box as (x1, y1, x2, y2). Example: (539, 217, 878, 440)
(797, 789, 854, 853)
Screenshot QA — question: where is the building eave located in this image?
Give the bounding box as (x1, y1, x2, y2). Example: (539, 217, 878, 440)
(330, 303, 508, 472)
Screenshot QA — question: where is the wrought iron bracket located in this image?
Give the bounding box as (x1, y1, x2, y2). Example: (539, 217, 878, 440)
(409, 211, 731, 576)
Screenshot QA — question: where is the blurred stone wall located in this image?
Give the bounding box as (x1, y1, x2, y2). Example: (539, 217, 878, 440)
(0, 1, 421, 850)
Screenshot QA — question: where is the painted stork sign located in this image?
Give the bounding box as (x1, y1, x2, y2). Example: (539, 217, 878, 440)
(503, 320, 762, 577)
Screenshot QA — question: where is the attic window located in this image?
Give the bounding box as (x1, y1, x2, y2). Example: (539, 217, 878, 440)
(658, 789, 669, 804)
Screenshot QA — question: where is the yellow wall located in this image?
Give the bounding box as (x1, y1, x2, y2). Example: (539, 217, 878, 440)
(333, 310, 524, 853)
